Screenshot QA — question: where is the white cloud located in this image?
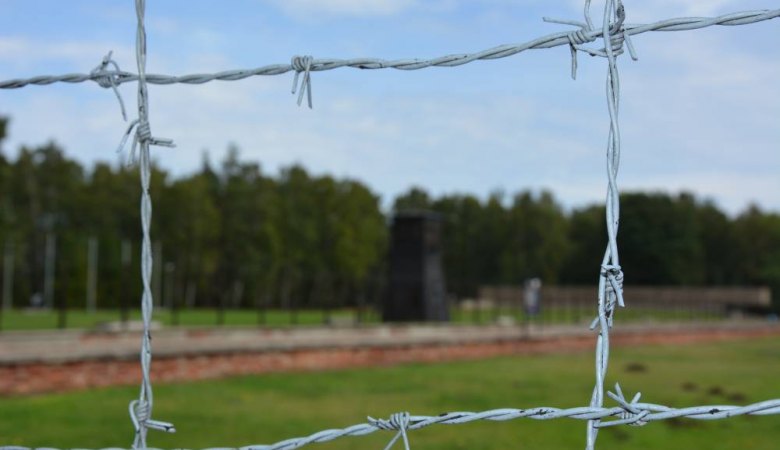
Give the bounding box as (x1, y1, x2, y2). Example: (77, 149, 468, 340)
(565, 0, 769, 24)
(625, 0, 741, 20)
(0, 36, 133, 76)
(0, 1, 778, 216)
(267, 0, 419, 18)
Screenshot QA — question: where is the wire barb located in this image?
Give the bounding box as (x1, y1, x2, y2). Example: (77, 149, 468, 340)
(368, 412, 412, 450)
(291, 55, 314, 108)
(90, 50, 128, 120)
(116, 118, 175, 165)
(129, 400, 176, 435)
(597, 384, 648, 428)
(545, 0, 638, 80)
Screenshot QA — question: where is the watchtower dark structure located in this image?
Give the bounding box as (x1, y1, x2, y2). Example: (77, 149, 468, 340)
(383, 211, 449, 322)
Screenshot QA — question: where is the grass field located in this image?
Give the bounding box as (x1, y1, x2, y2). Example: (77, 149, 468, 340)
(1, 337, 778, 449)
(0, 308, 379, 331)
(0, 306, 721, 331)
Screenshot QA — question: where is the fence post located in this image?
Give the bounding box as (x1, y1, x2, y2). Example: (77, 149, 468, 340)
(216, 290, 226, 326)
(86, 237, 98, 313)
(356, 279, 366, 324)
(57, 251, 68, 329)
(1, 240, 14, 331)
(120, 240, 131, 326)
(153, 241, 162, 308)
(255, 279, 267, 327)
(43, 232, 56, 309)
(164, 262, 178, 326)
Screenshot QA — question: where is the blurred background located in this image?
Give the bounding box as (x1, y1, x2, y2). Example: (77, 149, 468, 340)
(0, 116, 777, 329)
(1, 1, 779, 449)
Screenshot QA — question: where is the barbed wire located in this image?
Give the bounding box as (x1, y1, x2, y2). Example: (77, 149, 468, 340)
(0, 9, 777, 93)
(3, 394, 780, 450)
(125, 1, 175, 449)
(1, 1, 779, 450)
(583, 1, 627, 447)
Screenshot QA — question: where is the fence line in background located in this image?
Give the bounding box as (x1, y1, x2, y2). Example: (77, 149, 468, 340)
(480, 285, 773, 308)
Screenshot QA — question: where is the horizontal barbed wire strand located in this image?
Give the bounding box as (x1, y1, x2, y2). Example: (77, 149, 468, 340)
(0, 9, 778, 90)
(2, 397, 780, 450)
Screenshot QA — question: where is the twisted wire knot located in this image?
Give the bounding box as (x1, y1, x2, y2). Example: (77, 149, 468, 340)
(291, 55, 314, 108)
(129, 399, 150, 432)
(597, 384, 649, 428)
(116, 118, 175, 165)
(291, 55, 314, 73)
(601, 264, 626, 316)
(91, 53, 121, 89)
(129, 399, 176, 437)
(545, 0, 637, 80)
(567, 28, 593, 46)
(368, 412, 412, 450)
(590, 264, 625, 330)
(604, 34, 625, 56)
(601, 264, 624, 294)
(136, 119, 153, 143)
(90, 50, 128, 120)
(603, 2, 627, 55)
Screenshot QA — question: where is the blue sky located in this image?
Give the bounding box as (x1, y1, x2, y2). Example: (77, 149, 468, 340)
(0, 0, 778, 214)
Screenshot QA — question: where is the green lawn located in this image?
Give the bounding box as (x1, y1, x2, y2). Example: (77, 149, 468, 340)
(1, 337, 778, 449)
(0, 305, 724, 331)
(0, 307, 380, 331)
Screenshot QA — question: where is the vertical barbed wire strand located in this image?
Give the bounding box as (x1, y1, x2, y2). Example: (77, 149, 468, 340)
(128, 0, 175, 448)
(132, 0, 153, 446)
(587, 1, 627, 448)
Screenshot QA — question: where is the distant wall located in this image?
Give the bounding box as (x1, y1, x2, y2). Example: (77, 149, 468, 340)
(478, 286, 772, 310)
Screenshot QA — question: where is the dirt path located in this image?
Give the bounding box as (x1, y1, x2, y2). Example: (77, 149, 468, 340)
(1, 321, 777, 396)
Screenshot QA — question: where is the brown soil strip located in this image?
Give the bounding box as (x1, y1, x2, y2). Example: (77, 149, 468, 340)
(2, 325, 777, 396)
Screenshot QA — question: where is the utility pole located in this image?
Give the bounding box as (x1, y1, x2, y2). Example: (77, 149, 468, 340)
(2, 240, 14, 312)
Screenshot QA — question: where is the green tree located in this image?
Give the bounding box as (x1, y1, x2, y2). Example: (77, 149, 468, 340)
(617, 193, 704, 285)
(561, 204, 605, 284)
(393, 187, 431, 211)
(500, 191, 568, 284)
(734, 206, 780, 308)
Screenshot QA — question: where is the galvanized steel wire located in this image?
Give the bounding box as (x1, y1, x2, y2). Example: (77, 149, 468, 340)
(0, 9, 779, 91)
(0, 1, 779, 449)
(4, 397, 780, 450)
(124, 1, 176, 449)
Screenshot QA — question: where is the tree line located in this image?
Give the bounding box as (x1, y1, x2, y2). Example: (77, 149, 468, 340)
(1, 116, 779, 310)
(395, 189, 780, 306)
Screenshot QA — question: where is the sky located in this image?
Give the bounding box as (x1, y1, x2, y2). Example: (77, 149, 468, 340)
(0, 0, 778, 215)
